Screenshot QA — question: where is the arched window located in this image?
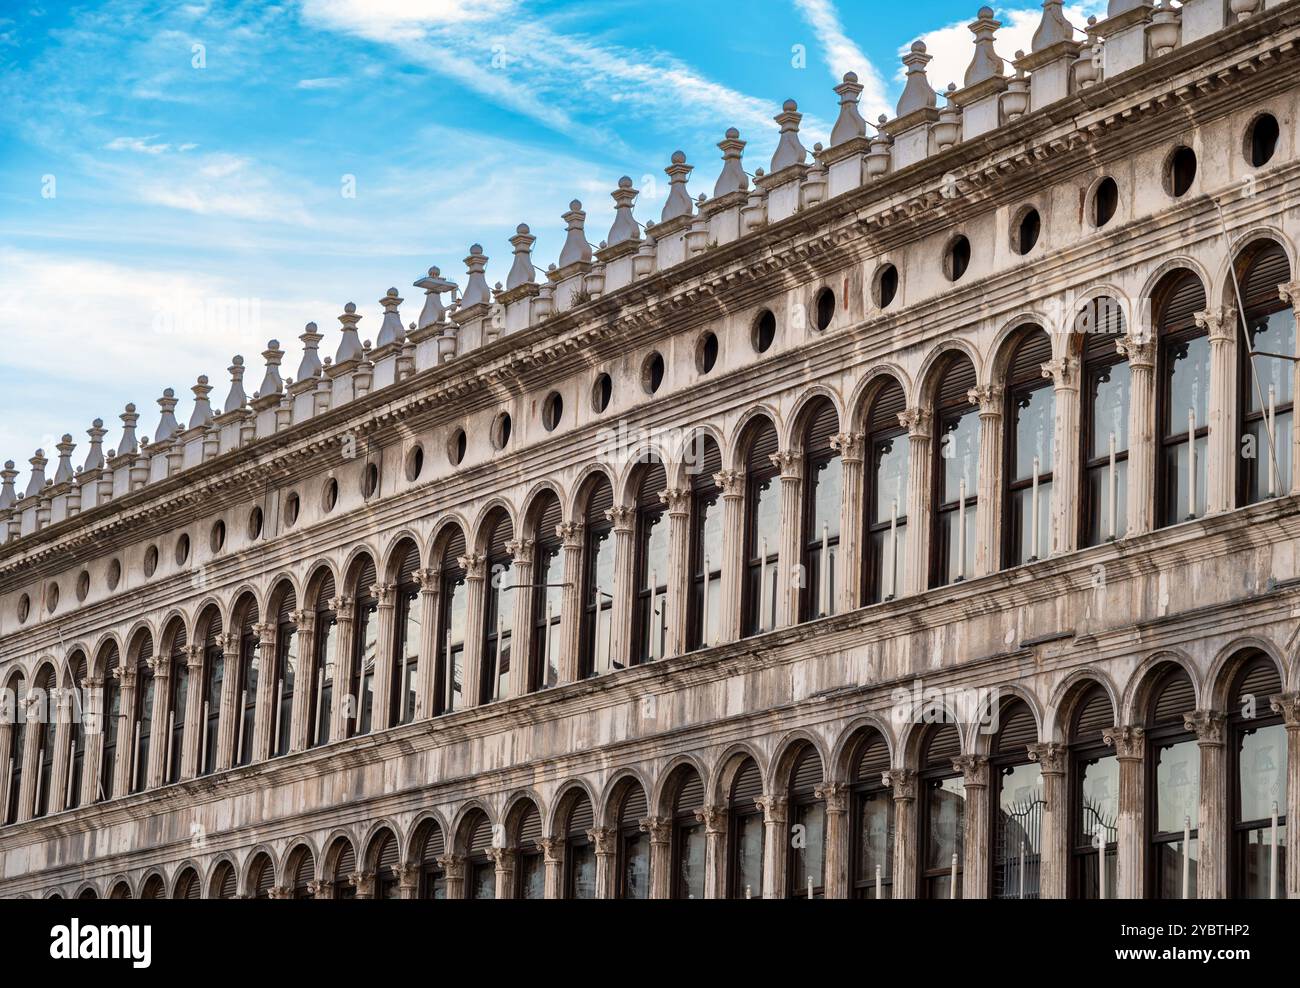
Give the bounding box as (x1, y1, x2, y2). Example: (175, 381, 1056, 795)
(787, 747, 825, 898)
(418, 822, 446, 899)
(249, 853, 274, 899)
(727, 758, 764, 898)
(1227, 655, 1287, 898)
(930, 355, 979, 587)
(1235, 243, 1295, 505)
(1069, 684, 1118, 898)
(175, 868, 200, 900)
(741, 419, 781, 636)
(389, 543, 421, 725)
(32, 667, 55, 818)
(331, 840, 357, 899)
(849, 731, 893, 898)
(289, 848, 315, 899)
(918, 723, 964, 898)
(799, 400, 842, 621)
(308, 572, 336, 746)
(990, 700, 1043, 898)
(1003, 328, 1055, 567)
(670, 769, 706, 899)
(632, 458, 670, 664)
(579, 477, 616, 677)
(210, 862, 237, 899)
(232, 601, 258, 765)
(347, 557, 377, 737)
(528, 493, 564, 691)
(270, 584, 297, 755)
(1079, 298, 1130, 545)
(140, 874, 166, 900)
(77, 887, 98, 900)
(464, 812, 495, 899)
(2, 672, 25, 822)
(109, 880, 132, 900)
(1155, 271, 1210, 526)
(514, 802, 545, 899)
(480, 513, 514, 705)
(164, 624, 187, 783)
(863, 380, 908, 604)
(686, 436, 723, 651)
(129, 633, 154, 793)
(435, 529, 467, 714)
(98, 646, 119, 800)
(563, 795, 596, 899)
(615, 782, 650, 899)
(65, 652, 87, 809)
(1146, 666, 1199, 897)
(371, 830, 399, 899)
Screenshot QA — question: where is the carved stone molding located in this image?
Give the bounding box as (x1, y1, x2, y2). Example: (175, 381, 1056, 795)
(1026, 741, 1067, 775)
(1103, 724, 1145, 759)
(1183, 709, 1226, 746)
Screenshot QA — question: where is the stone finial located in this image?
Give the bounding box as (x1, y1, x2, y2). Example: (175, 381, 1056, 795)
(557, 204, 592, 268)
(188, 375, 214, 429)
(259, 339, 285, 396)
(770, 99, 808, 173)
(0, 461, 16, 510)
(414, 267, 457, 329)
(897, 41, 937, 116)
(830, 72, 867, 146)
(155, 388, 180, 442)
(335, 303, 363, 364)
(453, 245, 488, 310)
(965, 7, 1006, 87)
(1032, 0, 1076, 51)
(296, 322, 323, 381)
(223, 356, 247, 413)
(661, 152, 694, 223)
(25, 449, 47, 498)
(377, 288, 404, 347)
(606, 178, 641, 248)
(713, 128, 749, 197)
(54, 434, 76, 484)
(83, 418, 107, 471)
(505, 224, 538, 290)
(118, 403, 139, 455)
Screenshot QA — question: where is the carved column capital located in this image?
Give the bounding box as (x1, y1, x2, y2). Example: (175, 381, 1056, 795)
(1115, 334, 1156, 370)
(829, 432, 865, 463)
(1195, 306, 1235, 343)
(770, 450, 803, 480)
(898, 406, 932, 438)
(1103, 724, 1145, 759)
(586, 827, 616, 855)
(713, 469, 745, 498)
(1183, 709, 1227, 746)
(371, 582, 396, 606)
(556, 521, 582, 547)
(436, 853, 466, 880)
(814, 782, 849, 814)
(952, 754, 989, 788)
(659, 487, 691, 515)
(1027, 741, 1067, 775)
(253, 621, 277, 644)
(967, 384, 1004, 417)
(605, 504, 636, 532)
(754, 794, 789, 824)
(693, 805, 727, 834)
(1279, 281, 1300, 307)
(329, 594, 353, 614)
(1040, 356, 1078, 392)
(350, 872, 375, 898)
(218, 631, 240, 654)
(884, 768, 916, 801)
(457, 553, 486, 580)
(506, 538, 535, 565)
(1270, 692, 1300, 728)
(185, 644, 205, 670)
(415, 567, 441, 594)
(639, 816, 672, 845)
(541, 836, 564, 863)
(489, 847, 517, 869)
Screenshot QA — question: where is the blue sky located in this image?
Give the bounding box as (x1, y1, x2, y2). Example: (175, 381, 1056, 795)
(0, 0, 1105, 473)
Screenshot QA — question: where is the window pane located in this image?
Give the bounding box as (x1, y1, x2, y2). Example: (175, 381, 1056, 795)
(993, 763, 1043, 899)
(1247, 309, 1296, 410)
(1162, 434, 1208, 521)
(869, 524, 906, 602)
(791, 802, 825, 896)
(940, 409, 980, 503)
(871, 435, 909, 523)
(1086, 460, 1128, 545)
(487, 560, 513, 701)
(809, 456, 842, 539)
(1008, 480, 1052, 564)
(445, 580, 466, 711)
(356, 604, 376, 734)
(1155, 839, 1198, 899)
(470, 861, 495, 899)
(1165, 335, 1210, 433)
(734, 813, 764, 898)
(313, 625, 332, 746)
(1155, 739, 1200, 834)
(856, 791, 894, 897)
(677, 823, 707, 899)
(399, 596, 419, 723)
(1243, 411, 1293, 504)
(1012, 386, 1054, 479)
(1078, 755, 1119, 847)
(519, 854, 545, 899)
(568, 844, 596, 899)
(1239, 723, 1288, 823)
(622, 834, 650, 899)
(925, 777, 965, 871)
(1239, 824, 1287, 899)
(937, 504, 977, 585)
(1090, 361, 1130, 457)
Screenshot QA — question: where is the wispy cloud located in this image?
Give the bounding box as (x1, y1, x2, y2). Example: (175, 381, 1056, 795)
(296, 76, 345, 89)
(105, 135, 194, 154)
(793, 0, 891, 122)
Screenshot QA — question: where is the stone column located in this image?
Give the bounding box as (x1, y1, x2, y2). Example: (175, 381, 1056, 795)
(289, 611, 315, 750)
(714, 470, 746, 642)
(640, 816, 672, 899)
(816, 782, 849, 898)
(458, 554, 486, 706)
(695, 805, 727, 899)
(1200, 307, 1236, 515)
(660, 487, 691, 657)
(772, 451, 803, 628)
(755, 794, 788, 899)
(542, 837, 565, 899)
(327, 597, 354, 744)
(1104, 725, 1146, 898)
(146, 654, 171, 788)
(590, 827, 616, 899)
(954, 755, 989, 899)
(79, 674, 105, 806)
(491, 848, 517, 899)
(413, 570, 440, 719)
(398, 865, 420, 900)
(967, 385, 1003, 577)
(48, 688, 72, 815)
(1042, 356, 1079, 556)
(885, 769, 917, 898)
(111, 663, 137, 799)
(369, 583, 396, 729)
(179, 647, 205, 779)
(17, 692, 42, 821)
(832, 433, 865, 611)
(1028, 741, 1068, 898)
(250, 622, 277, 762)
(606, 505, 636, 667)
(506, 539, 534, 698)
(1117, 336, 1156, 535)
(1270, 693, 1300, 898)
(351, 871, 375, 900)
(899, 410, 931, 595)
(437, 854, 466, 900)
(1185, 710, 1227, 898)
(216, 632, 243, 770)
(556, 522, 584, 683)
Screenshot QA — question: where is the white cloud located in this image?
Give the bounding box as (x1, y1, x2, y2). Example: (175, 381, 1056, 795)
(105, 135, 172, 154)
(296, 76, 345, 89)
(792, 0, 891, 122)
(299, 0, 516, 41)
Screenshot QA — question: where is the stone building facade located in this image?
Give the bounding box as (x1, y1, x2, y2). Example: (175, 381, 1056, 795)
(2, 0, 1300, 901)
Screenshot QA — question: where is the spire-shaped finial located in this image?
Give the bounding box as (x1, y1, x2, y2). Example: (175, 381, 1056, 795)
(0, 461, 16, 510)
(460, 244, 491, 308)
(896, 41, 937, 116)
(54, 434, 76, 484)
(505, 224, 538, 290)
(1032, 0, 1076, 51)
(155, 388, 180, 442)
(606, 177, 641, 248)
(713, 128, 749, 197)
(964, 7, 1005, 87)
(335, 303, 363, 363)
(25, 449, 47, 498)
(118, 404, 139, 456)
(376, 288, 404, 347)
(830, 72, 867, 146)
(224, 356, 247, 413)
(770, 99, 808, 172)
(188, 375, 214, 429)
(84, 419, 106, 471)
(661, 152, 694, 222)
(414, 267, 457, 329)
(259, 339, 285, 396)
(557, 203, 592, 268)
(296, 322, 323, 381)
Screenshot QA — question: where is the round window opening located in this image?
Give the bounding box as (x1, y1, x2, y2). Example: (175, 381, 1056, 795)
(945, 235, 972, 281)
(697, 331, 719, 374)
(874, 264, 899, 308)
(1016, 208, 1041, 255)
(542, 392, 563, 432)
(323, 478, 339, 512)
(284, 492, 301, 526)
(249, 505, 264, 540)
(175, 533, 190, 565)
(362, 462, 379, 499)
(1166, 145, 1197, 198)
(76, 569, 90, 602)
(46, 583, 59, 614)
(814, 288, 836, 331)
(143, 545, 159, 577)
(492, 412, 512, 450)
(591, 373, 612, 413)
(17, 593, 30, 623)
(107, 558, 122, 591)
(1090, 177, 1119, 227)
(642, 352, 665, 394)
(1248, 113, 1280, 168)
(448, 429, 467, 466)
(210, 519, 226, 552)
(404, 445, 424, 482)
(752, 310, 776, 353)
